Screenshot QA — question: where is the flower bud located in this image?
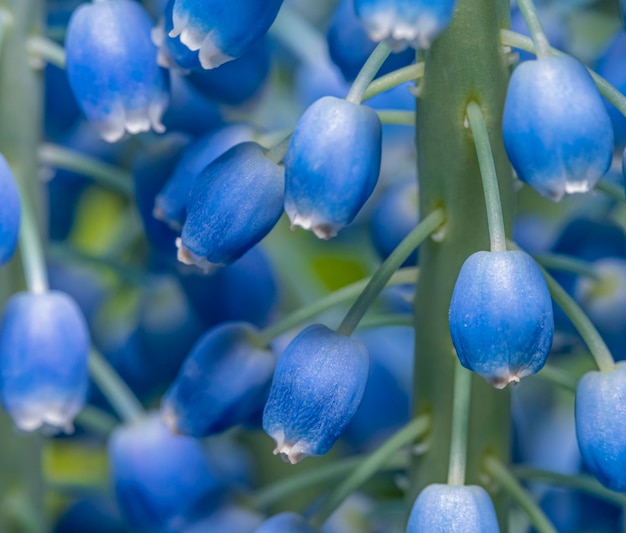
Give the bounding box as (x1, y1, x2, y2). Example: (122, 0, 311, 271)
(0, 154, 20, 266)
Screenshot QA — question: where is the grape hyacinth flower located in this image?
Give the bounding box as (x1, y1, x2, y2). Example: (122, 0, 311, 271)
(161, 322, 276, 437)
(168, 0, 283, 69)
(407, 484, 500, 532)
(0, 154, 20, 266)
(284, 96, 382, 239)
(353, 0, 458, 50)
(449, 251, 554, 388)
(575, 363, 626, 491)
(109, 414, 223, 531)
(0, 291, 89, 432)
(502, 55, 613, 201)
(263, 324, 369, 464)
(178, 142, 284, 270)
(65, 0, 169, 142)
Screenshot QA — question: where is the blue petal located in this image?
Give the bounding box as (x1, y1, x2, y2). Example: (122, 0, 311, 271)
(262, 324, 369, 463)
(0, 154, 20, 266)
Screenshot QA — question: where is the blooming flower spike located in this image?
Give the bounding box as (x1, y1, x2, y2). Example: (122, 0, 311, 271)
(263, 324, 369, 464)
(502, 55, 613, 201)
(169, 0, 284, 69)
(407, 484, 500, 532)
(575, 363, 626, 492)
(0, 291, 89, 432)
(449, 251, 554, 388)
(66, 0, 169, 142)
(354, 0, 458, 50)
(0, 154, 20, 266)
(284, 96, 382, 239)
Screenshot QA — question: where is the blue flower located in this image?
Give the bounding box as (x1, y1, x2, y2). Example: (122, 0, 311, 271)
(407, 484, 500, 532)
(354, 0, 458, 50)
(284, 96, 381, 239)
(169, 0, 283, 69)
(161, 322, 275, 437)
(575, 363, 626, 492)
(449, 251, 554, 388)
(0, 291, 89, 432)
(263, 324, 369, 463)
(178, 142, 284, 270)
(109, 413, 224, 531)
(253, 512, 317, 533)
(502, 55, 613, 201)
(0, 154, 20, 266)
(65, 0, 170, 142)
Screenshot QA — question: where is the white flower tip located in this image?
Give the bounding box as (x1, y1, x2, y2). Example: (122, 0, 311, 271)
(271, 431, 310, 464)
(176, 238, 221, 274)
(289, 213, 339, 240)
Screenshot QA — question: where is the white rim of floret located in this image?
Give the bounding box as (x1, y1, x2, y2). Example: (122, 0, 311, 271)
(270, 429, 310, 465)
(152, 204, 183, 232)
(13, 401, 79, 434)
(175, 237, 222, 274)
(362, 10, 441, 51)
(287, 212, 340, 240)
(160, 402, 181, 434)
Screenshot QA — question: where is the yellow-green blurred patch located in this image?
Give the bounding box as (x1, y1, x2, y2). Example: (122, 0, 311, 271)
(43, 441, 108, 488)
(311, 256, 368, 291)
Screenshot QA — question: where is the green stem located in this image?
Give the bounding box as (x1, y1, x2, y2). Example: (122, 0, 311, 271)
(264, 133, 292, 165)
(542, 267, 616, 373)
(74, 405, 118, 438)
(27, 35, 65, 68)
(310, 415, 430, 528)
(596, 179, 626, 203)
(515, 0, 551, 57)
(337, 208, 444, 336)
(411, 2, 512, 519)
(346, 41, 392, 105)
(376, 110, 415, 125)
(356, 313, 414, 330)
(363, 62, 425, 102)
(250, 455, 407, 511)
(88, 348, 144, 424)
(484, 456, 557, 533)
(500, 30, 626, 118)
(267, 3, 327, 66)
(447, 363, 472, 486)
(0, 8, 10, 53)
(533, 252, 599, 280)
(533, 364, 578, 393)
(256, 267, 417, 346)
(38, 143, 133, 197)
(512, 467, 626, 507)
(466, 101, 507, 252)
(16, 175, 48, 294)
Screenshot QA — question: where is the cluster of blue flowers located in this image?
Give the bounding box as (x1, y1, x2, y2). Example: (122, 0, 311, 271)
(3, 0, 626, 531)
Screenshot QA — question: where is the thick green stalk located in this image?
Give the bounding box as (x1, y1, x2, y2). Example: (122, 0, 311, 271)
(411, 0, 512, 528)
(0, 0, 45, 530)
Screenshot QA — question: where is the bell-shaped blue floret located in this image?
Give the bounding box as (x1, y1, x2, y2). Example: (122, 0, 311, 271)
(0, 291, 89, 432)
(449, 251, 554, 388)
(154, 0, 203, 72)
(161, 322, 275, 437)
(263, 324, 369, 464)
(407, 484, 500, 532)
(178, 142, 284, 270)
(65, 0, 170, 142)
(354, 0, 457, 50)
(109, 414, 224, 531)
(575, 364, 626, 491)
(0, 154, 20, 266)
(327, 0, 414, 82)
(502, 55, 613, 201)
(155, 124, 255, 230)
(284, 96, 381, 239)
(253, 512, 317, 533)
(169, 0, 283, 69)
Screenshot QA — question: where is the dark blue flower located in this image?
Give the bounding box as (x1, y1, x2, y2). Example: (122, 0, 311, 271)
(263, 324, 369, 463)
(161, 322, 275, 437)
(449, 251, 554, 388)
(284, 96, 381, 239)
(0, 291, 89, 432)
(178, 142, 284, 270)
(169, 0, 283, 69)
(65, 0, 170, 142)
(502, 55, 613, 201)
